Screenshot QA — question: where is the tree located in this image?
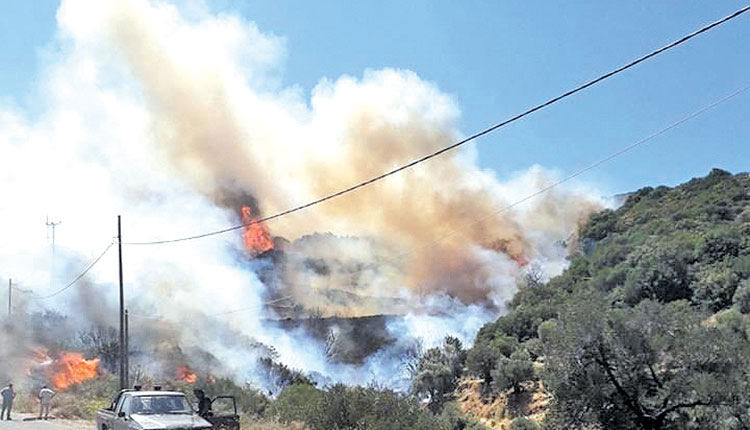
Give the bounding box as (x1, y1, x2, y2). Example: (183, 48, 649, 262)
(732, 279, 750, 314)
(413, 348, 456, 412)
(442, 336, 467, 378)
(465, 342, 501, 395)
(76, 325, 119, 373)
(412, 337, 466, 412)
(544, 297, 746, 429)
(491, 349, 534, 394)
(622, 243, 695, 305)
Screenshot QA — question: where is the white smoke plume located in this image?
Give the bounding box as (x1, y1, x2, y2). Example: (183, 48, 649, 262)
(0, 0, 606, 389)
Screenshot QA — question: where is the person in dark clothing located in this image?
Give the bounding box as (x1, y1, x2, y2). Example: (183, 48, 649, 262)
(193, 389, 211, 417)
(1, 383, 15, 420)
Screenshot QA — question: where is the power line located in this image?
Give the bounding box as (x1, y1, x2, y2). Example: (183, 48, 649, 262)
(123, 4, 750, 246)
(125, 84, 749, 319)
(127, 295, 295, 320)
(415, 85, 750, 255)
(33, 242, 114, 300)
(25, 82, 746, 306)
(267, 83, 750, 281)
(22, 6, 750, 302)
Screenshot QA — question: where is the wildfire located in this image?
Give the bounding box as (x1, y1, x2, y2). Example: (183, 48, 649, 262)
(241, 205, 274, 256)
(176, 365, 197, 384)
(52, 353, 100, 389)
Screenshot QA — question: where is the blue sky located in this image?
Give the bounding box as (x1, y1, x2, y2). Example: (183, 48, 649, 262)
(1, 1, 748, 195)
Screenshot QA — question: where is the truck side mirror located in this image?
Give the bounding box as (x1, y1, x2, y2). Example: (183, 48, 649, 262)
(118, 411, 126, 418)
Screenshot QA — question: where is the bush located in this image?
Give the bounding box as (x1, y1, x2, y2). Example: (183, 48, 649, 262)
(490, 349, 534, 394)
(510, 417, 540, 430)
(267, 383, 325, 427)
(733, 280, 750, 314)
(268, 383, 461, 430)
(466, 343, 502, 388)
(437, 402, 486, 430)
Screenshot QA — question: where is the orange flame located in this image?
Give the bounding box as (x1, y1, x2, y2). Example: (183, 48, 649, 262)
(52, 353, 99, 389)
(176, 365, 197, 384)
(241, 205, 274, 256)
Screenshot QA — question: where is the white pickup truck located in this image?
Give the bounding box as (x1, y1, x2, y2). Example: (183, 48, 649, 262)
(96, 389, 239, 430)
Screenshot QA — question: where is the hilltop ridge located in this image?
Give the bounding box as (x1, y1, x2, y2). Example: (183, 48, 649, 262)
(462, 169, 750, 429)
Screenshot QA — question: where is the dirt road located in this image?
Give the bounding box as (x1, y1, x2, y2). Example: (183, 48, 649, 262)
(0, 413, 93, 429)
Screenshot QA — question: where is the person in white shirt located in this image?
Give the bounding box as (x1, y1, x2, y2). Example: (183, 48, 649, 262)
(38, 385, 56, 420)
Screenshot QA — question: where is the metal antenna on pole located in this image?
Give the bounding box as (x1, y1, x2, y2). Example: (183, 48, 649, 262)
(46, 216, 62, 289)
(118, 216, 126, 390)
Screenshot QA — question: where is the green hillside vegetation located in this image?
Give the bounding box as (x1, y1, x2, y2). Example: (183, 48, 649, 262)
(466, 169, 750, 429)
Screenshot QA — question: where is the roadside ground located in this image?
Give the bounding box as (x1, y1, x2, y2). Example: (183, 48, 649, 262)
(0, 412, 92, 429)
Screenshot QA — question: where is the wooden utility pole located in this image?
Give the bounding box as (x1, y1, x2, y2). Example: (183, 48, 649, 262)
(118, 216, 126, 390)
(125, 309, 129, 388)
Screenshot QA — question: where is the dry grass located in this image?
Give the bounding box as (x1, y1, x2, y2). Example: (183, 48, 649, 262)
(12, 373, 117, 420)
(241, 415, 308, 429)
(455, 378, 550, 430)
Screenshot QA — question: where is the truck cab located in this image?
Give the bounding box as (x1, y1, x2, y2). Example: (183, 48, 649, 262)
(97, 389, 239, 430)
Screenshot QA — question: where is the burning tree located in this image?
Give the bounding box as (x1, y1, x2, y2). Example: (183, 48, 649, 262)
(76, 326, 119, 373)
(241, 206, 274, 256)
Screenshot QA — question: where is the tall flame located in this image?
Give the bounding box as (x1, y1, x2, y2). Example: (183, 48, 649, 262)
(241, 205, 274, 256)
(176, 365, 197, 384)
(52, 353, 100, 389)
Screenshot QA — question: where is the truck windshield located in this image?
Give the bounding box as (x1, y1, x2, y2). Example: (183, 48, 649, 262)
(129, 395, 192, 415)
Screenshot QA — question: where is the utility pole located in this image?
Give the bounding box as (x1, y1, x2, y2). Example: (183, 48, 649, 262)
(46, 217, 61, 289)
(125, 309, 129, 388)
(118, 215, 126, 390)
(7, 279, 11, 316)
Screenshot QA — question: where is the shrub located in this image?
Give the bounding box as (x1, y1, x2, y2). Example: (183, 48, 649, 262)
(510, 417, 540, 430)
(733, 280, 750, 314)
(490, 349, 534, 394)
(267, 383, 325, 427)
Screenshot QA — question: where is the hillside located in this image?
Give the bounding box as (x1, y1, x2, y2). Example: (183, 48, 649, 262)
(267, 315, 398, 364)
(463, 169, 750, 429)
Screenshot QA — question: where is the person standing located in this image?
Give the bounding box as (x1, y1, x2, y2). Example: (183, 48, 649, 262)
(0, 383, 15, 420)
(193, 389, 211, 418)
(38, 385, 56, 420)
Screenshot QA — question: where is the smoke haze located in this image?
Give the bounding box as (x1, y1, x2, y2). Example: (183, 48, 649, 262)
(0, 0, 607, 389)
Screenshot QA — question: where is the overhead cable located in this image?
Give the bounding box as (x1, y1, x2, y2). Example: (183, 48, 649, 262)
(33, 242, 114, 299)
(417, 85, 750, 253)
(123, 5, 750, 246)
(126, 84, 749, 318)
(127, 295, 295, 320)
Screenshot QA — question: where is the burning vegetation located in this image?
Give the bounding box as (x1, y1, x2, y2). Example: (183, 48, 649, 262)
(176, 365, 197, 384)
(241, 205, 274, 256)
(51, 353, 100, 389)
(27, 348, 100, 390)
